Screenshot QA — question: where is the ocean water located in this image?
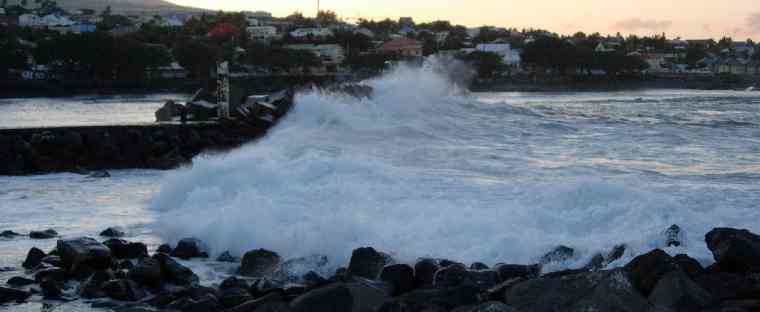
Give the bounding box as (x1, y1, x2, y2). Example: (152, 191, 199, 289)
(1, 65, 760, 299)
(0, 93, 187, 129)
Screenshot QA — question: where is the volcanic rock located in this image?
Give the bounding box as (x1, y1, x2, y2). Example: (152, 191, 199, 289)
(705, 228, 760, 273)
(347, 247, 386, 280)
(57, 237, 112, 271)
(22, 247, 46, 269)
(240, 249, 281, 277)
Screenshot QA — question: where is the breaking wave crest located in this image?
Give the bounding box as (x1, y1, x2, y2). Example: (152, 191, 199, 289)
(149, 61, 760, 271)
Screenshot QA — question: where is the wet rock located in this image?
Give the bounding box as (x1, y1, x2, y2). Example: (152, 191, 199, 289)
(6, 276, 35, 287)
(103, 279, 147, 301)
(22, 247, 46, 269)
(414, 258, 440, 288)
(673, 254, 704, 278)
(485, 277, 525, 301)
(79, 270, 114, 298)
(347, 247, 386, 280)
(34, 268, 66, 284)
(648, 269, 713, 311)
(57, 237, 112, 271)
(381, 264, 415, 296)
(219, 276, 249, 290)
(302, 271, 328, 289)
(29, 229, 57, 239)
(100, 227, 125, 238)
(466, 269, 500, 291)
(290, 279, 388, 312)
(128, 257, 163, 288)
(104, 239, 148, 259)
(216, 251, 236, 263)
(89, 170, 111, 178)
(582, 253, 606, 271)
(170, 238, 207, 259)
(219, 286, 253, 309)
(156, 244, 172, 254)
(539, 245, 574, 265)
(250, 278, 285, 298)
(280, 255, 329, 281)
(240, 249, 281, 277)
(607, 244, 627, 263)
(493, 264, 541, 282)
(433, 264, 468, 288)
(153, 253, 199, 286)
(469, 262, 489, 270)
(695, 271, 760, 302)
(504, 269, 650, 312)
(227, 292, 284, 312)
(0, 286, 31, 303)
(452, 301, 516, 312)
(167, 293, 219, 312)
(664, 224, 684, 247)
(705, 228, 760, 273)
(41, 255, 63, 268)
(39, 276, 63, 298)
(623, 249, 679, 296)
(381, 284, 480, 311)
(1, 230, 22, 238)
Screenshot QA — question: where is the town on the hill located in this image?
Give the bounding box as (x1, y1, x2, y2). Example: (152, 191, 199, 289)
(1, 0, 760, 93)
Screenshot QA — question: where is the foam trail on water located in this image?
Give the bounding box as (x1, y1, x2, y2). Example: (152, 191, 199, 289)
(150, 60, 756, 270)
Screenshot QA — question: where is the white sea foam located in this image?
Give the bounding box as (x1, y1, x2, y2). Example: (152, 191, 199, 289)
(149, 62, 760, 271)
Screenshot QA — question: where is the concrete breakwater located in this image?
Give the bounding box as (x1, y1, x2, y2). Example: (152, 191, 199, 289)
(0, 122, 268, 176)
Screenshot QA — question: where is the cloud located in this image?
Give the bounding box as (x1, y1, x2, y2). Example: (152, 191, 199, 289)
(613, 18, 673, 32)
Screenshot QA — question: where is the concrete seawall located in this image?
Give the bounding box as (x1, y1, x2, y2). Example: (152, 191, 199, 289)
(0, 122, 268, 176)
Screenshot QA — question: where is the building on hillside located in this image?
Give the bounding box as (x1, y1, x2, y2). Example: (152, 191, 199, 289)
(354, 28, 375, 38)
(159, 16, 185, 27)
(711, 58, 756, 74)
(51, 23, 97, 34)
(475, 43, 522, 67)
(637, 52, 680, 73)
(208, 24, 241, 38)
(110, 25, 140, 37)
(595, 42, 620, 53)
(378, 38, 423, 57)
(733, 42, 756, 57)
(290, 28, 334, 39)
(398, 17, 414, 28)
(285, 44, 346, 66)
(244, 11, 273, 20)
(248, 26, 278, 41)
(246, 17, 259, 27)
(398, 26, 416, 36)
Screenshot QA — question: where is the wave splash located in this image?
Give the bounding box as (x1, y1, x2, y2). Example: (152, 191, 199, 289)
(149, 60, 717, 270)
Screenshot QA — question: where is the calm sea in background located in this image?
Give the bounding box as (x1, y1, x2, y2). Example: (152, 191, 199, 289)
(1, 68, 759, 310)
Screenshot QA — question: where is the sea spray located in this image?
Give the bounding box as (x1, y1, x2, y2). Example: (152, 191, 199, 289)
(149, 61, 757, 272)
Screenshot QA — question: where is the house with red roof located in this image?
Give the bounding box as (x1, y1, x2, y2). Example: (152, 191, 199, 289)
(378, 38, 423, 57)
(208, 24, 240, 38)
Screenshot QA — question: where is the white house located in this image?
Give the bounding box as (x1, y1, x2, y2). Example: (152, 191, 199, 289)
(290, 28, 334, 38)
(285, 44, 345, 65)
(246, 17, 259, 27)
(476, 43, 522, 66)
(248, 26, 278, 41)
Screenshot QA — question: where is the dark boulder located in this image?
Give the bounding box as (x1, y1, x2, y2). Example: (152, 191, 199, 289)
(216, 251, 236, 263)
(103, 279, 147, 301)
(381, 284, 480, 311)
(104, 239, 148, 259)
(664, 224, 684, 247)
(167, 293, 219, 312)
(347, 247, 386, 280)
(673, 253, 704, 278)
(39, 276, 63, 298)
(219, 276, 249, 290)
(466, 269, 500, 291)
(469, 262, 489, 270)
(153, 253, 199, 286)
(290, 279, 388, 312)
(22, 247, 46, 269)
(414, 258, 440, 288)
(170, 238, 207, 259)
(78, 270, 114, 298)
(504, 269, 650, 312)
(128, 257, 163, 288)
(156, 244, 172, 254)
(1, 230, 22, 238)
(89, 170, 111, 178)
(433, 264, 468, 288)
(41, 255, 63, 268)
(57, 237, 112, 271)
(381, 264, 415, 296)
(250, 278, 285, 298)
(539, 246, 574, 265)
(0, 287, 31, 303)
(227, 292, 284, 312)
(451, 301, 516, 312)
(29, 229, 57, 239)
(493, 264, 541, 282)
(302, 271, 329, 289)
(705, 228, 760, 273)
(240, 249, 281, 277)
(623, 249, 679, 296)
(100, 227, 125, 238)
(6, 276, 35, 287)
(219, 286, 254, 309)
(695, 271, 760, 302)
(648, 269, 713, 311)
(34, 268, 66, 284)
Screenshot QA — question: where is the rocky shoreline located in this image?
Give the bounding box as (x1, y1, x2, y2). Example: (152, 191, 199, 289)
(0, 226, 758, 312)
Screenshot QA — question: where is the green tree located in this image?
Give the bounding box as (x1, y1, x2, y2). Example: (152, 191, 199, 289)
(461, 51, 505, 78)
(315, 10, 338, 26)
(173, 40, 218, 79)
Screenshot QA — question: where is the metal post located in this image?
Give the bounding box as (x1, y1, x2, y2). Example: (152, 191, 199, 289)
(217, 61, 230, 119)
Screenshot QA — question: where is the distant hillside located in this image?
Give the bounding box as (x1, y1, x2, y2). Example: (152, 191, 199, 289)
(6, 0, 206, 14)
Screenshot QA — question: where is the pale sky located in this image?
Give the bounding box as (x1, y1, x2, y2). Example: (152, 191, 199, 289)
(168, 0, 760, 40)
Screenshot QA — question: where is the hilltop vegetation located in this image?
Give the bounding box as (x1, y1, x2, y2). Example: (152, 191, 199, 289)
(4, 0, 202, 13)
